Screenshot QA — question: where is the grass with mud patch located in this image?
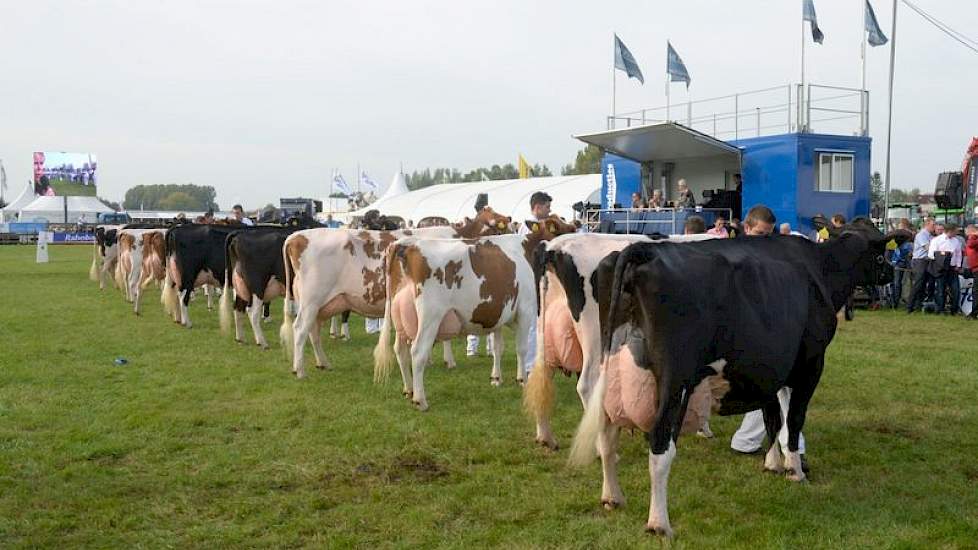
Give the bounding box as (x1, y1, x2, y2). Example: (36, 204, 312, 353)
(1, 245, 977, 548)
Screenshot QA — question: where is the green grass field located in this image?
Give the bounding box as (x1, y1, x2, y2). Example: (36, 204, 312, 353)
(1, 245, 977, 548)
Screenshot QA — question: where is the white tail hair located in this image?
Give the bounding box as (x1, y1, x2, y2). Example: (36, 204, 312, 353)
(162, 269, 180, 322)
(219, 277, 233, 334)
(372, 247, 397, 383)
(568, 366, 608, 467)
(279, 239, 296, 359)
(89, 244, 100, 282)
(523, 272, 555, 425)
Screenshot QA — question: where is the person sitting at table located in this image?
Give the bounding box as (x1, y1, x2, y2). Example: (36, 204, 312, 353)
(648, 189, 665, 209)
(630, 192, 646, 211)
(677, 179, 696, 209)
(706, 215, 729, 238)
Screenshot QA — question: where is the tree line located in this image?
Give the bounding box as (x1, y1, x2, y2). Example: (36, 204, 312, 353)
(404, 145, 604, 191)
(122, 184, 219, 211)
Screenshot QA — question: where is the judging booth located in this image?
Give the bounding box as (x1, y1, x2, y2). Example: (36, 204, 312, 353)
(577, 83, 873, 236)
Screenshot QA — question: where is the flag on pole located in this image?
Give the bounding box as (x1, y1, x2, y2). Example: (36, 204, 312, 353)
(360, 171, 378, 192)
(613, 34, 644, 84)
(332, 171, 352, 195)
(803, 0, 824, 44)
(666, 41, 691, 88)
(865, 0, 888, 46)
(0, 160, 7, 194)
(518, 154, 531, 179)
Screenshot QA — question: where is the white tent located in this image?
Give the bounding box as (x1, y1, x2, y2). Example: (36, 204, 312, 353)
(1, 183, 36, 222)
(378, 171, 409, 202)
(17, 195, 113, 223)
(345, 174, 601, 224)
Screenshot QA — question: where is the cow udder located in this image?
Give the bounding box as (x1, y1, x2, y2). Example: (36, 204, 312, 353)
(543, 298, 583, 374)
(391, 288, 463, 343)
(603, 326, 712, 435)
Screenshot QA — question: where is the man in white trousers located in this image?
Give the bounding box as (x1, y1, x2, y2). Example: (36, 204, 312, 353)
(729, 205, 807, 471)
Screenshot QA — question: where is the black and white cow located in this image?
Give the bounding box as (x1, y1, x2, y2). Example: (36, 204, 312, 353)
(569, 219, 904, 537)
(90, 225, 122, 289)
(163, 223, 249, 327)
(219, 226, 350, 347)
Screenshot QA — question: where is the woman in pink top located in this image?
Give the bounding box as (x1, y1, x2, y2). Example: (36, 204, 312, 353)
(706, 216, 729, 238)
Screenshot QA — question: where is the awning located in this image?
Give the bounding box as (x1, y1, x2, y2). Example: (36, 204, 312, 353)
(574, 122, 740, 163)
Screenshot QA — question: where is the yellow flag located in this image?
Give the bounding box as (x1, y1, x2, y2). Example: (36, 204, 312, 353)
(518, 154, 531, 179)
(817, 227, 830, 240)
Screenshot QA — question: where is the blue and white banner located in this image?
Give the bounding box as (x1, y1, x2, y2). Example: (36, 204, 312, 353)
(865, 1, 888, 46)
(667, 41, 691, 88)
(613, 34, 645, 84)
(803, 0, 825, 44)
(360, 171, 378, 192)
(332, 171, 352, 196)
(52, 232, 95, 243)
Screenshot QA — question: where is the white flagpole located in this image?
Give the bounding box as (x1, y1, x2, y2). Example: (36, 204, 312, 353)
(800, 3, 806, 132)
(883, 0, 898, 223)
(861, 6, 868, 136)
(611, 36, 617, 130)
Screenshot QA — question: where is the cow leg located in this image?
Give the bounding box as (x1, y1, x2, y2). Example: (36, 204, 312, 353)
(233, 301, 247, 343)
(394, 334, 413, 398)
(205, 285, 214, 311)
(762, 399, 785, 474)
(249, 296, 268, 348)
(341, 310, 351, 341)
(329, 316, 339, 339)
(442, 341, 456, 369)
(409, 319, 441, 411)
(644, 384, 687, 537)
(489, 329, 504, 386)
(598, 422, 625, 509)
(180, 289, 192, 328)
(309, 318, 331, 370)
(784, 356, 824, 483)
(290, 306, 316, 378)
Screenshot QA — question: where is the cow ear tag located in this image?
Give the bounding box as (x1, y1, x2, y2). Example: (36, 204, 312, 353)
(818, 227, 830, 240)
(532, 223, 540, 232)
(886, 239, 898, 251)
(497, 221, 506, 230)
(547, 223, 555, 233)
(729, 230, 735, 238)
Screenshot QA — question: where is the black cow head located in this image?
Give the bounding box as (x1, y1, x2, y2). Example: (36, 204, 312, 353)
(831, 217, 912, 287)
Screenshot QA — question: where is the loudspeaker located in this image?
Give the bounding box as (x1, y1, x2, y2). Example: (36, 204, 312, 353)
(935, 172, 964, 210)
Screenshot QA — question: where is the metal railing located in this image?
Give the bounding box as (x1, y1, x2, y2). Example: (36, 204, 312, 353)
(583, 207, 734, 234)
(607, 83, 869, 139)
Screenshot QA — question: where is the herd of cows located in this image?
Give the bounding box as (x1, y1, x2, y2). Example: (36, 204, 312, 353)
(87, 208, 903, 537)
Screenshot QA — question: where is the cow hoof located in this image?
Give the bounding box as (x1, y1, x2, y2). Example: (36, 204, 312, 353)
(294, 371, 306, 379)
(517, 378, 525, 387)
(601, 499, 622, 510)
(764, 464, 785, 475)
(696, 428, 715, 439)
(259, 344, 269, 351)
(342, 336, 351, 342)
(536, 438, 559, 451)
(786, 470, 808, 483)
(645, 524, 673, 538)
(445, 363, 456, 370)
(401, 389, 413, 398)
(315, 364, 329, 370)
(490, 376, 501, 387)
(412, 400, 429, 412)
(235, 339, 244, 344)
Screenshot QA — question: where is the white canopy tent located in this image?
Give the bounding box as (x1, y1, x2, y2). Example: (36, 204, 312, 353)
(1, 183, 37, 222)
(344, 174, 601, 224)
(378, 171, 409, 202)
(17, 195, 113, 223)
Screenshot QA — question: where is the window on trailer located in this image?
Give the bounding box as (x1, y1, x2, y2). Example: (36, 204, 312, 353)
(816, 152, 854, 193)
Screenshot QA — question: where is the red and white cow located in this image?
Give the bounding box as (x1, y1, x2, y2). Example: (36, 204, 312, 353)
(524, 233, 717, 449)
(373, 216, 578, 411)
(280, 208, 512, 378)
(114, 227, 168, 315)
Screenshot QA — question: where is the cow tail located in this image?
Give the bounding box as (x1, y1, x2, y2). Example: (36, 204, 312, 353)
(113, 254, 127, 294)
(523, 267, 555, 428)
(89, 241, 100, 282)
(568, 365, 608, 468)
(162, 231, 181, 319)
(372, 245, 397, 384)
(279, 236, 296, 359)
(219, 234, 235, 334)
(603, 245, 636, 356)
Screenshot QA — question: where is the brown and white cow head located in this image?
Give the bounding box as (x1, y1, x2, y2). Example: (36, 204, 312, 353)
(455, 207, 513, 238)
(521, 215, 579, 264)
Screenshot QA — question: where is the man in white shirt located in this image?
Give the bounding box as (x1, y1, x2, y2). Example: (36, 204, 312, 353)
(907, 218, 936, 313)
(231, 204, 254, 226)
(928, 223, 963, 314)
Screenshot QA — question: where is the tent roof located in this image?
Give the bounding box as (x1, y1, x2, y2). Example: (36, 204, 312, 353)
(347, 174, 601, 223)
(378, 172, 409, 202)
(19, 195, 114, 214)
(574, 121, 740, 163)
(2, 182, 36, 213)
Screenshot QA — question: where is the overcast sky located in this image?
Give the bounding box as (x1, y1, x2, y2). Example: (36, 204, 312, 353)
(2, 0, 975, 208)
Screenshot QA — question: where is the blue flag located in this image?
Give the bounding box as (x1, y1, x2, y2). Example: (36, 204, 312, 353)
(613, 34, 644, 84)
(865, 0, 888, 46)
(803, 0, 824, 44)
(332, 171, 352, 195)
(360, 171, 378, 192)
(666, 41, 690, 88)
